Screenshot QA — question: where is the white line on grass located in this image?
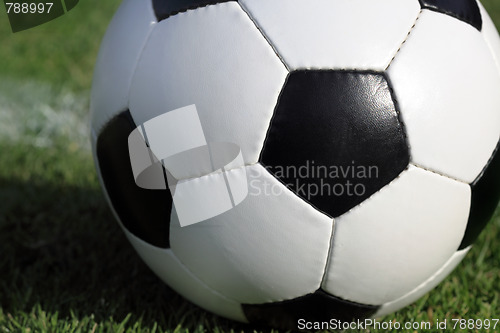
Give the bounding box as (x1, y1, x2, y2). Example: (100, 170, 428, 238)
(0, 78, 90, 150)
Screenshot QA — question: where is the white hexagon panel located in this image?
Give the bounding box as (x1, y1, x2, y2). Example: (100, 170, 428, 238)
(129, 2, 288, 166)
(388, 9, 500, 184)
(90, 0, 157, 133)
(239, 0, 421, 70)
(479, 1, 500, 72)
(322, 165, 471, 305)
(90, 0, 500, 330)
(170, 164, 333, 304)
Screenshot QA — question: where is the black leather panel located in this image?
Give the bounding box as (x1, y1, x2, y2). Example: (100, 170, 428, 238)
(152, 0, 235, 21)
(260, 71, 409, 218)
(96, 110, 172, 248)
(243, 289, 379, 330)
(419, 0, 482, 31)
(459, 141, 500, 249)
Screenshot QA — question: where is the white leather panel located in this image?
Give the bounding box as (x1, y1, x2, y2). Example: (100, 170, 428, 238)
(322, 165, 471, 305)
(239, 0, 421, 70)
(374, 247, 470, 317)
(388, 10, 500, 184)
(129, 2, 288, 166)
(90, 0, 156, 133)
(123, 228, 247, 322)
(170, 164, 333, 304)
(479, 1, 500, 73)
(92, 139, 246, 322)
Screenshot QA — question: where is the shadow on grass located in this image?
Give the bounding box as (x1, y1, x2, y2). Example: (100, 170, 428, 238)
(0, 147, 276, 332)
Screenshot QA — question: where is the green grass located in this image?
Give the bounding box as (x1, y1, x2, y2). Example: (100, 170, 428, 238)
(0, 141, 498, 333)
(0, 142, 243, 333)
(0, 0, 121, 91)
(485, 0, 500, 27)
(1, 1, 500, 332)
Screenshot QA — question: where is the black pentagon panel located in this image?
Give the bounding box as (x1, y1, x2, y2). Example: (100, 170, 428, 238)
(243, 290, 379, 330)
(419, 0, 482, 31)
(459, 141, 500, 250)
(152, 0, 235, 21)
(260, 71, 410, 218)
(96, 110, 172, 248)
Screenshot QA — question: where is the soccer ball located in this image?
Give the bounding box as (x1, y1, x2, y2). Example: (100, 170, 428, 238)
(90, 0, 500, 329)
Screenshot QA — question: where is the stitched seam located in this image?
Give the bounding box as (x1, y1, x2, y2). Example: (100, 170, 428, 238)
(125, 17, 157, 127)
(376, 245, 471, 314)
(386, 9, 422, 71)
(410, 162, 470, 185)
(257, 72, 290, 163)
(334, 166, 410, 218)
(94, 109, 133, 147)
(167, 158, 335, 221)
(318, 72, 408, 286)
(255, 70, 335, 219)
(259, 69, 404, 220)
(95, 3, 157, 136)
(384, 72, 411, 159)
(168, 249, 243, 307)
(127, 232, 244, 306)
(479, 0, 500, 73)
(259, 69, 385, 166)
(155, 0, 235, 21)
(169, 250, 243, 307)
(165, 162, 259, 184)
(235, 1, 292, 166)
(319, 218, 336, 290)
(483, 35, 500, 76)
(237, 1, 291, 71)
(471, 139, 500, 186)
(479, 3, 500, 85)
(259, 160, 334, 219)
(421, 5, 482, 31)
(244, 289, 379, 308)
(290, 69, 384, 75)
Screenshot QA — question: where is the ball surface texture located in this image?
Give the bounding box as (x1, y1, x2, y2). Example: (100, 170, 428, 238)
(91, 0, 500, 329)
